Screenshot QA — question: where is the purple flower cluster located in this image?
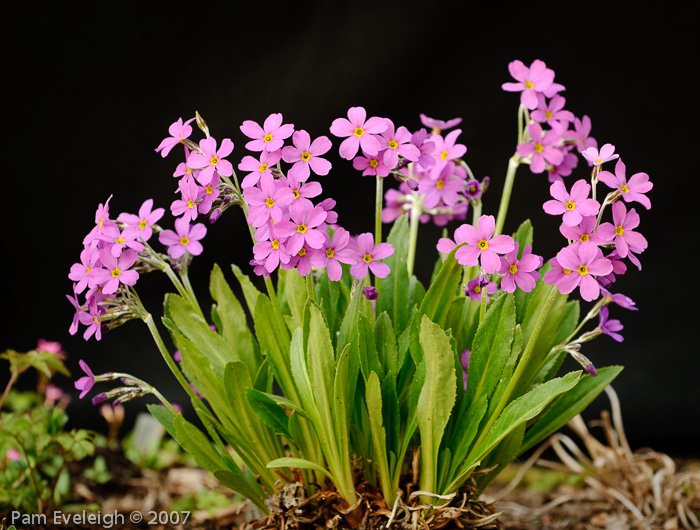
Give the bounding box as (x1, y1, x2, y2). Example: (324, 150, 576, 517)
(241, 111, 394, 281)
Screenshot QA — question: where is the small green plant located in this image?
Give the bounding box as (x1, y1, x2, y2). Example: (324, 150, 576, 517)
(0, 343, 97, 514)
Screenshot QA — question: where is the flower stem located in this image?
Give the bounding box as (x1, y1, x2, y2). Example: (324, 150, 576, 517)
(406, 193, 422, 277)
(494, 154, 521, 237)
(375, 175, 384, 245)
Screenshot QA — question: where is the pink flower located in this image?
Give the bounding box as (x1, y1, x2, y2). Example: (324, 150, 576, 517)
(546, 150, 579, 183)
(94, 249, 140, 294)
(309, 227, 357, 281)
(69, 248, 102, 294)
(97, 225, 146, 257)
(517, 122, 564, 173)
(543, 179, 600, 227)
(430, 129, 467, 176)
(596, 202, 648, 259)
(466, 275, 498, 302)
(353, 151, 391, 177)
(253, 237, 291, 273)
(530, 94, 574, 131)
(281, 130, 332, 181)
(565, 115, 597, 153)
(186, 137, 234, 185)
(498, 243, 543, 293)
(501, 59, 556, 110)
(419, 161, 464, 209)
(77, 305, 103, 341)
(283, 174, 322, 211)
(243, 173, 296, 227)
(155, 117, 195, 158)
(158, 217, 207, 259)
(6, 448, 21, 462)
(548, 241, 613, 302)
(274, 202, 327, 255)
(453, 215, 515, 274)
(83, 196, 118, 247)
(581, 143, 619, 166)
(238, 149, 282, 188)
(117, 199, 164, 242)
(411, 128, 437, 170)
(240, 113, 295, 153)
(330, 106, 389, 160)
(599, 306, 624, 342)
(74, 360, 95, 399)
(597, 159, 652, 210)
(170, 177, 202, 222)
(419, 114, 462, 131)
(559, 215, 611, 248)
(379, 120, 421, 168)
(349, 233, 394, 279)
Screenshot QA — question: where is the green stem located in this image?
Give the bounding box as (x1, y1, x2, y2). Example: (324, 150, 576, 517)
(179, 268, 204, 318)
(375, 175, 384, 245)
(406, 194, 422, 277)
(494, 154, 521, 237)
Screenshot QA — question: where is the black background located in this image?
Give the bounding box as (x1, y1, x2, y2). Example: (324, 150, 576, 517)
(2, 3, 697, 458)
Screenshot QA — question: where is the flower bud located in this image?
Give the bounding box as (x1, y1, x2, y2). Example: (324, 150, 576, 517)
(195, 111, 210, 137)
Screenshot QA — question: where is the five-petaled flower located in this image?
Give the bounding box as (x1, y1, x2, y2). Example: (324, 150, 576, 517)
(543, 179, 600, 227)
(240, 113, 295, 153)
(453, 215, 515, 274)
(330, 106, 389, 160)
(597, 159, 653, 210)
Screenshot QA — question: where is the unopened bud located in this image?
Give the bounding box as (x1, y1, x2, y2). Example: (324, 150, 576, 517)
(209, 208, 222, 224)
(195, 111, 210, 137)
(362, 286, 378, 301)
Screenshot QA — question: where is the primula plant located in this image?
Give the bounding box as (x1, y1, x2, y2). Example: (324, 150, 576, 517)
(65, 59, 652, 524)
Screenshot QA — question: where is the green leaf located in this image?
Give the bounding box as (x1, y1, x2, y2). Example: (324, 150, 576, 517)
(512, 219, 534, 258)
(365, 371, 394, 504)
(281, 267, 307, 333)
(519, 366, 623, 455)
(374, 312, 399, 379)
(418, 248, 462, 329)
(465, 293, 516, 408)
(246, 388, 291, 439)
(417, 315, 457, 493)
(146, 403, 178, 441)
(357, 313, 382, 382)
(231, 263, 265, 318)
(173, 414, 230, 473)
(377, 216, 412, 335)
(467, 371, 581, 466)
(267, 457, 334, 483)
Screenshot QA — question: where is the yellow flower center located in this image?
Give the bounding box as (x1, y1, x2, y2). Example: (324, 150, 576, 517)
(94, 315, 100, 325)
(369, 159, 379, 168)
(205, 185, 213, 195)
(545, 110, 553, 119)
(263, 134, 273, 142)
(363, 254, 373, 263)
(139, 220, 148, 230)
(534, 142, 544, 153)
(188, 199, 195, 210)
(259, 163, 268, 172)
(297, 224, 307, 234)
(509, 264, 518, 275)
(580, 234, 590, 243)
(298, 248, 307, 257)
(326, 248, 335, 259)
(293, 189, 300, 199)
(595, 158, 603, 164)
(565, 201, 576, 211)
(115, 237, 125, 244)
(86, 266, 92, 275)
(478, 239, 489, 250)
(354, 127, 364, 138)
(272, 239, 280, 249)
(562, 268, 572, 274)
(436, 179, 444, 190)
(111, 268, 121, 278)
(98, 218, 104, 228)
(615, 225, 625, 236)
(620, 184, 629, 193)
(301, 151, 312, 161)
(265, 198, 275, 208)
(473, 285, 482, 294)
(388, 140, 398, 149)
(524, 81, 534, 89)
(180, 236, 190, 246)
(440, 150, 449, 160)
(577, 265, 589, 276)
(210, 155, 219, 166)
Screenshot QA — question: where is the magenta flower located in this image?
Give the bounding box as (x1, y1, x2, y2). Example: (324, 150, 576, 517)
(284, 174, 322, 211)
(566, 115, 597, 153)
(353, 151, 391, 177)
(283, 244, 313, 276)
(186, 137, 234, 186)
(281, 130, 333, 181)
(597, 159, 653, 210)
(69, 248, 101, 294)
(517, 122, 564, 173)
(465, 275, 497, 302)
(419, 161, 464, 209)
(74, 360, 95, 399)
(461, 349, 471, 389)
(78, 306, 103, 341)
(430, 129, 467, 174)
(559, 215, 611, 248)
(155, 117, 194, 158)
(197, 174, 221, 216)
(548, 241, 613, 302)
(6, 448, 21, 462)
(98, 225, 146, 257)
(244, 173, 296, 227)
(453, 215, 515, 274)
(382, 188, 408, 224)
(498, 243, 543, 293)
(274, 202, 327, 256)
(581, 143, 619, 167)
(546, 150, 579, 183)
(92, 249, 139, 295)
(543, 179, 600, 227)
(309, 227, 357, 281)
(598, 306, 624, 342)
(117, 199, 164, 242)
(238, 149, 282, 188)
(419, 114, 462, 131)
(596, 202, 647, 259)
(83, 196, 118, 247)
(501, 59, 556, 110)
(362, 286, 379, 301)
(158, 217, 207, 259)
(330, 107, 389, 160)
(240, 113, 295, 153)
(530, 94, 574, 131)
(171, 177, 202, 222)
(411, 128, 437, 170)
(253, 237, 291, 274)
(350, 233, 395, 279)
(379, 120, 421, 168)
